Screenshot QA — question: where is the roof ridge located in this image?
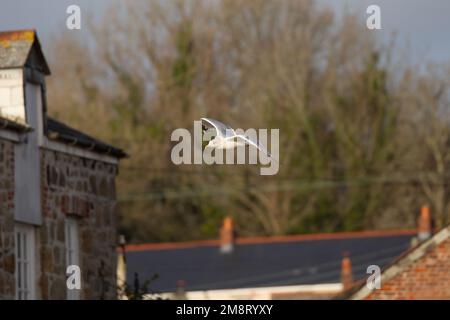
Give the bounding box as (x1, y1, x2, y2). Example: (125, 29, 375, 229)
(0, 29, 35, 42)
(124, 228, 417, 252)
(350, 225, 450, 300)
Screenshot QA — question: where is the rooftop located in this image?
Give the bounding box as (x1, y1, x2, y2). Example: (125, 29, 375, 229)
(47, 117, 127, 159)
(0, 116, 31, 132)
(125, 229, 416, 293)
(0, 29, 50, 74)
(348, 224, 450, 299)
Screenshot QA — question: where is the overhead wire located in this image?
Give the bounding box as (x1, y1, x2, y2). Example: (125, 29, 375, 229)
(172, 242, 410, 291)
(117, 170, 450, 202)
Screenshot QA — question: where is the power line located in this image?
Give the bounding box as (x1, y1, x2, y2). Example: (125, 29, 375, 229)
(117, 171, 449, 201)
(182, 243, 408, 291)
(260, 257, 392, 288)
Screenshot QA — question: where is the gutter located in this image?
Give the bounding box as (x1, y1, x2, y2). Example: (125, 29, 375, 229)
(47, 131, 128, 159)
(0, 117, 32, 133)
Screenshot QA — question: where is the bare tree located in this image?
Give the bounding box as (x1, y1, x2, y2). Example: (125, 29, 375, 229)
(46, 0, 450, 242)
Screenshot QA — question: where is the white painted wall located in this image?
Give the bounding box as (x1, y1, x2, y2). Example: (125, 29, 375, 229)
(148, 283, 343, 300)
(0, 69, 25, 123)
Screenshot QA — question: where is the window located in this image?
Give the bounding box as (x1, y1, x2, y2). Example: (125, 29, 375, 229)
(65, 218, 80, 300)
(15, 224, 36, 300)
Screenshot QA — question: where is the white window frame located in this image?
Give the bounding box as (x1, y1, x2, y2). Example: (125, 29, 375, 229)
(65, 218, 80, 300)
(15, 224, 36, 300)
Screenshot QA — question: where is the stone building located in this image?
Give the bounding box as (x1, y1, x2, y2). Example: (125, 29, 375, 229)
(0, 30, 126, 299)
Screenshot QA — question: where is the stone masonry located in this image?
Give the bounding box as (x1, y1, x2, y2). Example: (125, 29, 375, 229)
(0, 141, 119, 299)
(0, 140, 15, 299)
(40, 150, 118, 299)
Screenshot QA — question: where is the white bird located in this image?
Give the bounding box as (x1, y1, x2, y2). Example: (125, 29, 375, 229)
(201, 117, 274, 160)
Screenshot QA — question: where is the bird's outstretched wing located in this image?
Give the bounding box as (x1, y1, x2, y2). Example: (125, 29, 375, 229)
(201, 118, 235, 138)
(234, 134, 276, 161)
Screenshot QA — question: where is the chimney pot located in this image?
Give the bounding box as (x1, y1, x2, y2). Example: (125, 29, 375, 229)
(174, 280, 187, 299)
(418, 205, 432, 241)
(341, 252, 353, 290)
(220, 216, 235, 254)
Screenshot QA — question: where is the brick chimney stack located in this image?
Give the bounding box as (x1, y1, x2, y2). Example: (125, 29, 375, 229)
(417, 205, 432, 241)
(220, 216, 235, 254)
(341, 252, 353, 290)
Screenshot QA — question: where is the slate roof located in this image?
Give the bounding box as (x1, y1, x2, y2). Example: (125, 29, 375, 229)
(47, 117, 127, 158)
(125, 230, 416, 293)
(0, 29, 50, 74)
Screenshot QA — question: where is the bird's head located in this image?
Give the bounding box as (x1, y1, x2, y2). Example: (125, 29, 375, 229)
(207, 139, 219, 148)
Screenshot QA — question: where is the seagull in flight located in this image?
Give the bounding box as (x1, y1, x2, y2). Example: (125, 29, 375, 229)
(201, 117, 274, 160)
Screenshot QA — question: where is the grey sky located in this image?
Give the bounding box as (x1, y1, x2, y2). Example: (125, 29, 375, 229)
(0, 0, 449, 64)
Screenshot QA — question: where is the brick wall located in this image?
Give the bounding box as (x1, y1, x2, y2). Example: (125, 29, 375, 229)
(0, 140, 15, 299)
(367, 237, 450, 299)
(40, 150, 118, 299)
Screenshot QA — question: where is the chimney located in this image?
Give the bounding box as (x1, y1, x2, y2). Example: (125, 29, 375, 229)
(341, 252, 353, 290)
(417, 205, 432, 241)
(174, 280, 187, 300)
(220, 216, 235, 254)
(0, 30, 50, 226)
